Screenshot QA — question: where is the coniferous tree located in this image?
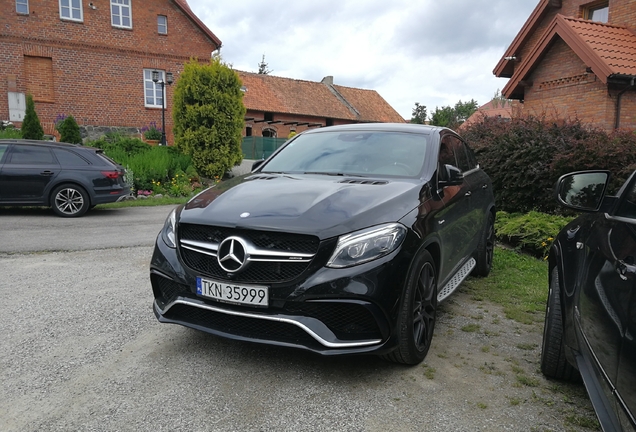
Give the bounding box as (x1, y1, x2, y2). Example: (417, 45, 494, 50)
(58, 115, 82, 144)
(21, 94, 44, 140)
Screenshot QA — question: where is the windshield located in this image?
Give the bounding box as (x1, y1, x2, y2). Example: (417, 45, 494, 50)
(260, 130, 428, 177)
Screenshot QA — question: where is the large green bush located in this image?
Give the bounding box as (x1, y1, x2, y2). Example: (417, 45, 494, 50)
(21, 94, 44, 140)
(172, 57, 245, 178)
(57, 115, 82, 144)
(462, 116, 636, 214)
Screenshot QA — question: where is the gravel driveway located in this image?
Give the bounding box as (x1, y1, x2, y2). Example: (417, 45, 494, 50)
(0, 206, 599, 431)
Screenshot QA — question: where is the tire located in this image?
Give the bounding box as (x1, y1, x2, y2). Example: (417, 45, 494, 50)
(383, 250, 438, 365)
(473, 211, 495, 277)
(540, 267, 580, 380)
(51, 184, 90, 218)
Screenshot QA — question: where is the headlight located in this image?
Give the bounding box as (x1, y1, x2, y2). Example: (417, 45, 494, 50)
(326, 223, 407, 268)
(161, 208, 177, 248)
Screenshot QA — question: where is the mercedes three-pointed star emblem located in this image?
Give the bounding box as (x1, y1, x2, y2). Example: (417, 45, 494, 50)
(217, 236, 248, 273)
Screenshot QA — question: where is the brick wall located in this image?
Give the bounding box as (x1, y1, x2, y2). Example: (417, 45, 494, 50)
(0, 0, 219, 143)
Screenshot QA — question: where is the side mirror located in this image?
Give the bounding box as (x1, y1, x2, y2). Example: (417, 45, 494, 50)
(251, 160, 265, 171)
(438, 164, 464, 187)
(555, 170, 610, 212)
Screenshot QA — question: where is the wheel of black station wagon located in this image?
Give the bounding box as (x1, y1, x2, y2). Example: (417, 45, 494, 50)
(540, 267, 579, 381)
(51, 184, 90, 217)
(473, 211, 494, 277)
(384, 250, 438, 365)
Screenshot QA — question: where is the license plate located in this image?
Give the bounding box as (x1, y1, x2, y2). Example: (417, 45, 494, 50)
(196, 277, 268, 307)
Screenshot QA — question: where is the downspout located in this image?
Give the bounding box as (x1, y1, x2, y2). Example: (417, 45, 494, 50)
(615, 77, 635, 130)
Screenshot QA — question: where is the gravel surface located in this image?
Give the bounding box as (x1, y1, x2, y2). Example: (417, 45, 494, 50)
(0, 207, 599, 431)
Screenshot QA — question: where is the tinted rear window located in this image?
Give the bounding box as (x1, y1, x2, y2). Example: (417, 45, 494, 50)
(53, 148, 91, 166)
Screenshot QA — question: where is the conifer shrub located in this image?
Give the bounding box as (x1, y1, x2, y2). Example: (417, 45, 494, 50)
(21, 94, 44, 140)
(57, 115, 82, 144)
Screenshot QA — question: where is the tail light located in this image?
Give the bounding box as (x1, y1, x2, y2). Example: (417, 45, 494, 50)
(101, 171, 121, 179)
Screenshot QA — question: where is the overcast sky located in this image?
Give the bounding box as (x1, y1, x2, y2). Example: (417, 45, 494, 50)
(187, 0, 539, 120)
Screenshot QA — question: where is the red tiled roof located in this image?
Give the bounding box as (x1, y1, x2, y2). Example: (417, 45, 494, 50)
(460, 100, 519, 129)
(503, 15, 636, 98)
(173, 0, 222, 47)
(237, 71, 403, 123)
(494, 0, 560, 78)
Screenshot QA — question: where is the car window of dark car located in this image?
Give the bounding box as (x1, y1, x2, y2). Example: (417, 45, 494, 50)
(0, 144, 8, 163)
(8, 145, 56, 165)
(616, 177, 636, 219)
(439, 136, 456, 167)
(52, 148, 91, 166)
(465, 144, 478, 169)
(451, 137, 471, 172)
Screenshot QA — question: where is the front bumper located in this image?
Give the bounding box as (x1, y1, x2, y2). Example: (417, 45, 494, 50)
(150, 232, 414, 356)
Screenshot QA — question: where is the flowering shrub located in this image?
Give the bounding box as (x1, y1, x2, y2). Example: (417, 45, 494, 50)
(142, 122, 162, 140)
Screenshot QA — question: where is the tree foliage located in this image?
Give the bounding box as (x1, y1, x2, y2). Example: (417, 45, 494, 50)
(57, 115, 82, 144)
(257, 54, 272, 75)
(462, 115, 636, 214)
(172, 58, 246, 178)
(429, 99, 479, 130)
(410, 102, 427, 124)
(21, 94, 44, 140)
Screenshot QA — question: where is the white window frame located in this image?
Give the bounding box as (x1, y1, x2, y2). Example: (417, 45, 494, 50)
(59, 0, 83, 22)
(111, 0, 132, 29)
(158, 15, 168, 34)
(16, 0, 29, 15)
(144, 69, 164, 108)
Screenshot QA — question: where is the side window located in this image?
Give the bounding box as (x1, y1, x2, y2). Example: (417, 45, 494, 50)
(465, 144, 478, 169)
(438, 136, 456, 167)
(53, 148, 90, 166)
(616, 177, 636, 219)
(8, 146, 56, 164)
(451, 138, 471, 172)
(59, 0, 83, 22)
(0, 145, 8, 163)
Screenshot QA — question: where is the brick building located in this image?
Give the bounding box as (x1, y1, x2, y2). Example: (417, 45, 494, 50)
(0, 0, 221, 142)
(494, 0, 636, 130)
(238, 72, 405, 139)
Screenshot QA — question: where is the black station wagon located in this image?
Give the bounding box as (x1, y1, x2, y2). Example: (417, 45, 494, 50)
(150, 123, 496, 364)
(0, 139, 130, 217)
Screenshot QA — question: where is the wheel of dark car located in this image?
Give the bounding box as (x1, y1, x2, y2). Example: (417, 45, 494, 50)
(51, 184, 90, 217)
(384, 250, 438, 365)
(473, 211, 495, 277)
(540, 267, 580, 381)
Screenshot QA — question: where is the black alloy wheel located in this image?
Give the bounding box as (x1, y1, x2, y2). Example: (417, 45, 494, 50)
(473, 211, 495, 277)
(51, 184, 90, 217)
(384, 250, 438, 365)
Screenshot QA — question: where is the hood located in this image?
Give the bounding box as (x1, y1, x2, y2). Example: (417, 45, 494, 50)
(180, 174, 423, 239)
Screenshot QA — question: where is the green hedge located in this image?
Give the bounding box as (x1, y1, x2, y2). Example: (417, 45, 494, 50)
(462, 116, 636, 214)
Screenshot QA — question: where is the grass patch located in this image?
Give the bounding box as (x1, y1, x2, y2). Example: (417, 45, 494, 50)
(462, 247, 548, 325)
(564, 414, 599, 429)
(516, 374, 540, 387)
(461, 323, 481, 333)
(517, 343, 538, 351)
(422, 365, 436, 380)
(95, 196, 189, 209)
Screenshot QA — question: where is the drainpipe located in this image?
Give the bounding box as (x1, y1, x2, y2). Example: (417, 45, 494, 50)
(615, 77, 635, 130)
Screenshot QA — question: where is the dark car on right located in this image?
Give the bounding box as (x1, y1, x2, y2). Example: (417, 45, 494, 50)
(542, 169, 636, 431)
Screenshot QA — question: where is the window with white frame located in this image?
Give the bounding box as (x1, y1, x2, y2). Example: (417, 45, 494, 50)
(111, 0, 132, 28)
(16, 0, 29, 14)
(144, 69, 164, 108)
(59, 0, 83, 21)
(158, 15, 167, 34)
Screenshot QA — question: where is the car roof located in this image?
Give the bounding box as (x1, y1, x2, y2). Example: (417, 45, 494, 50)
(301, 123, 447, 135)
(0, 139, 94, 150)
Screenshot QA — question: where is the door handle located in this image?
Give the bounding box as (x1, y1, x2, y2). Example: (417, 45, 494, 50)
(616, 259, 636, 281)
(40, 171, 55, 176)
(482, 184, 488, 189)
(465, 191, 472, 197)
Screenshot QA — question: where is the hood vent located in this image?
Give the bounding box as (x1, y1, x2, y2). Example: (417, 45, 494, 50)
(339, 179, 388, 185)
(246, 175, 278, 181)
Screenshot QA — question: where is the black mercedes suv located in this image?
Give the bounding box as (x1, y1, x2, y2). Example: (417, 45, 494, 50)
(150, 123, 495, 365)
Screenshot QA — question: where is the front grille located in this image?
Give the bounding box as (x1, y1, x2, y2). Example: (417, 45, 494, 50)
(285, 302, 382, 340)
(178, 224, 320, 283)
(164, 303, 319, 347)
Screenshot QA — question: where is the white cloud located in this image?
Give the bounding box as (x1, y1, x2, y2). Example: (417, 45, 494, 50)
(187, 0, 538, 119)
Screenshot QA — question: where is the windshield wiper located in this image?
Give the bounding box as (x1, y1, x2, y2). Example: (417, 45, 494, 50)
(303, 171, 366, 177)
